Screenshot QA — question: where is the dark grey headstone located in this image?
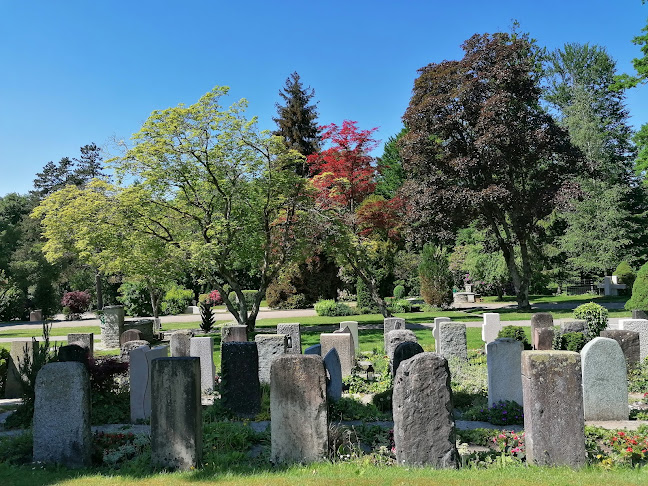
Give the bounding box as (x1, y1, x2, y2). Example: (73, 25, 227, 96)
(304, 344, 321, 355)
(221, 342, 261, 416)
(323, 348, 342, 402)
(67, 333, 94, 357)
(521, 351, 586, 468)
(151, 357, 202, 470)
(531, 313, 553, 349)
(535, 327, 554, 351)
(600, 330, 640, 368)
(57, 344, 88, 363)
(5, 341, 35, 398)
(392, 341, 424, 377)
(393, 352, 458, 468)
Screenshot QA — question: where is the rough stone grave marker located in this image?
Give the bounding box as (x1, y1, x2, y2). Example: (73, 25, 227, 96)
(530, 313, 553, 350)
(221, 324, 248, 344)
(534, 327, 554, 351)
(320, 332, 355, 378)
(619, 319, 648, 360)
(386, 329, 418, 373)
(340, 320, 359, 351)
(190, 336, 216, 393)
(438, 322, 468, 361)
(384, 317, 405, 351)
(5, 341, 35, 398)
(434, 317, 451, 353)
(120, 340, 149, 362)
(277, 323, 302, 354)
(600, 330, 640, 368)
(101, 305, 125, 348)
(68, 333, 93, 356)
(255, 334, 288, 385)
(170, 329, 193, 357)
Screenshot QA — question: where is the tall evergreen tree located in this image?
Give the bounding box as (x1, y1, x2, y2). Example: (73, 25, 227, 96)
(375, 128, 407, 199)
(73, 143, 107, 182)
(273, 72, 320, 176)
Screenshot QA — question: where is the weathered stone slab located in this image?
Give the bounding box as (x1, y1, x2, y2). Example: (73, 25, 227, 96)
(57, 344, 88, 363)
(33, 362, 91, 467)
(633, 310, 648, 320)
(124, 319, 154, 342)
(170, 330, 193, 357)
(619, 319, 648, 360)
(487, 338, 523, 407)
(482, 313, 502, 348)
(120, 329, 143, 346)
(151, 357, 202, 470)
(221, 342, 261, 416)
(386, 329, 418, 373)
(270, 355, 327, 464)
(304, 344, 321, 355)
(438, 322, 467, 361)
(434, 317, 451, 353)
(384, 317, 406, 351)
(277, 323, 301, 354)
(5, 341, 35, 398)
(101, 305, 125, 348)
(393, 352, 458, 468)
(67, 333, 94, 357)
(392, 341, 424, 377)
(600, 330, 640, 368)
(534, 327, 554, 351)
(320, 332, 355, 378)
(255, 334, 288, 385)
(581, 337, 629, 421)
(221, 324, 248, 344)
(521, 351, 586, 468)
(130, 345, 169, 422)
(561, 319, 587, 334)
(531, 313, 553, 350)
(120, 340, 149, 362)
(323, 348, 342, 402)
(190, 336, 216, 393)
(30, 310, 42, 321)
(340, 320, 359, 351)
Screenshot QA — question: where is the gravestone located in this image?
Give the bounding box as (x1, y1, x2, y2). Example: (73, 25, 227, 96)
(561, 320, 587, 334)
(521, 351, 586, 468)
(581, 337, 629, 421)
(600, 330, 640, 368)
(632, 310, 648, 320)
(255, 334, 288, 385)
(531, 313, 553, 350)
(487, 338, 523, 407)
(30, 309, 42, 321)
(130, 345, 169, 422)
(304, 344, 321, 355)
(120, 329, 143, 346)
(619, 319, 648, 360)
(151, 357, 202, 470)
(438, 322, 468, 361)
(67, 333, 93, 357)
(340, 320, 359, 351)
(534, 327, 554, 351)
(221, 342, 261, 416)
(170, 330, 193, 357)
(5, 341, 35, 398)
(57, 344, 88, 363)
(392, 341, 424, 377)
(323, 348, 343, 402)
(221, 324, 248, 344)
(124, 319, 155, 342)
(277, 323, 301, 354)
(101, 305, 125, 348)
(386, 329, 418, 373)
(120, 340, 149, 362)
(482, 313, 502, 348)
(33, 362, 91, 467)
(190, 336, 216, 393)
(270, 355, 328, 464)
(384, 317, 406, 351)
(434, 317, 451, 353)
(320, 332, 355, 378)
(393, 352, 458, 468)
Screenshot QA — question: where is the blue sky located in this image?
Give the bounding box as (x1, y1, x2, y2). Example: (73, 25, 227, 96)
(1, 0, 646, 197)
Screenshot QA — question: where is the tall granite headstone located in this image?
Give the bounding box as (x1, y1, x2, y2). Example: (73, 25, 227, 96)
(487, 338, 523, 407)
(438, 322, 468, 361)
(221, 342, 261, 416)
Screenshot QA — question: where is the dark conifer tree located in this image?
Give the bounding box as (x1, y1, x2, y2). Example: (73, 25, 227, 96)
(273, 72, 320, 176)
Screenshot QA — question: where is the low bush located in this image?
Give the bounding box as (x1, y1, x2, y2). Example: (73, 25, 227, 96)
(553, 330, 588, 352)
(463, 400, 524, 426)
(160, 285, 193, 315)
(497, 326, 531, 350)
(314, 299, 353, 317)
(88, 357, 130, 425)
(388, 299, 411, 313)
(615, 261, 636, 296)
(393, 285, 405, 299)
(574, 301, 608, 338)
(61, 290, 91, 317)
(626, 261, 648, 312)
(118, 281, 153, 317)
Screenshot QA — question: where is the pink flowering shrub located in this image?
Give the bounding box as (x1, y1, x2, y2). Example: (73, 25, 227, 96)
(206, 290, 223, 306)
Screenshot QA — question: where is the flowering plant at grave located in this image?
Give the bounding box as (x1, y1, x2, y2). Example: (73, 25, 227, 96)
(608, 430, 648, 465)
(492, 431, 525, 460)
(206, 290, 223, 306)
(92, 431, 150, 466)
(464, 273, 471, 284)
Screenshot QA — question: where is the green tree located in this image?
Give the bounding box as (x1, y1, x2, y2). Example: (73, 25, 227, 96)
(419, 244, 453, 308)
(612, 1, 648, 90)
(401, 32, 583, 309)
(273, 72, 320, 175)
(109, 87, 309, 332)
(375, 128, 407, 199)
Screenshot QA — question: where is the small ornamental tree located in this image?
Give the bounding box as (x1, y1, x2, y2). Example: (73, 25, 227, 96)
(573, 302, 608, 338)
(615, 261, 636, 293)
(626, 262, 648, 312)
(419, 244, 453, 308)
(61, 290, 91, 315)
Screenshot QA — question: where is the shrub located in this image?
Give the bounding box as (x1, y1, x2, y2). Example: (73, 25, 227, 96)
(419, 243, 453, 308)
(497, 326, 531, 350)
(388, 299, 412, 313)
(356, 278, 377, 312)
(206, 290, 223, 305)
(0, 347, 10, 396)
(0, 271, 25, 321)
(615, 261, 636, 295)
(118, 281, 153, 317)
(88, 357, 129, 425)
(553, 331, 587, 352)
(627, 262, 648, 312)
(393, 284, 405, 299)
(463, 400, 524, 426)
(574, 301, 608, 337)
(160, 285, 193, 315)
(314, 299, 353, 317)
(200, 301, 215, 333)
(227, 290, 259, 312)
(61, 290, 91, 316)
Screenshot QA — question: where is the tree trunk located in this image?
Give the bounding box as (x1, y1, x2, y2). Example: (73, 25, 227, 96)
(95, 270, 104, 310)
(498, 240, 530, 310)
